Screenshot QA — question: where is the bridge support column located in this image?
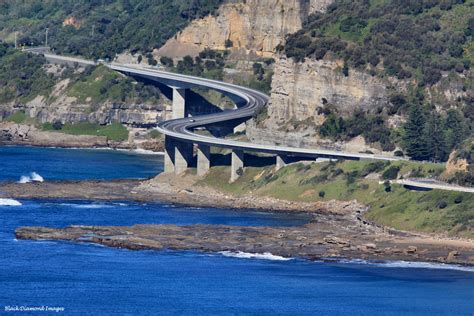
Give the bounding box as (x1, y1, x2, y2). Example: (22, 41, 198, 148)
(164, 136, 175, 173)
(172, 88, 187, 119)
(275, 154, 290, 171)
(231, 150, 244, 182)
(174, 141, 193, 175)
(197, 144, 211, 177)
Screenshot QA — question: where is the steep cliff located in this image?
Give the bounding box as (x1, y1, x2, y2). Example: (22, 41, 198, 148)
(157, 0, 333, 58)
(0, 63, 172, 127)
(246, 55, 397, 153)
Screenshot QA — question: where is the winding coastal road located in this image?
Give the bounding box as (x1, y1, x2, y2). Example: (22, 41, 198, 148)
(39, 52, 401, 162)
(33, 51, 474, 193)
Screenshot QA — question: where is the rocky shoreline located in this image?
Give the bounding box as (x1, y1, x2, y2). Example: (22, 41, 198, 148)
(0, 122, 164, 151)
(3, 175, 474, 266)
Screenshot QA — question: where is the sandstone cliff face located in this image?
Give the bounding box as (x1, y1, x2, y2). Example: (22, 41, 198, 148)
(268, 56, 391, 122)
(0, 75, 172, 127)
(246, 55, 393, 152)
(157, 0, 333, 58)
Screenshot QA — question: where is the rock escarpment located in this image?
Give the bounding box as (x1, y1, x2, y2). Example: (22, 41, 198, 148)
(157, 0, 334, 58)
(246, 56, 393, 152)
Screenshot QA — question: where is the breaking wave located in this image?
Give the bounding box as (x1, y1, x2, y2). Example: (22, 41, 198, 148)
(60, 203, 114, 209)
(0, 198, 22, 206)
(18, 172, 44, 184)
(337, 259, 474, 273)
(219, 251, 292, 261)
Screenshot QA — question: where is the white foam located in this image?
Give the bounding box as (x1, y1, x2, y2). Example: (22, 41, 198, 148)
(18, 172, 44, 183)
(18, 176, 31, 184)
(130, 148, 164, 155)
(0, 198, 22, 206)
(337, 259, 474, 273)
(219, 251, 292, 261)
(60, 203, 112, 209)
(30, 172, 44, 182)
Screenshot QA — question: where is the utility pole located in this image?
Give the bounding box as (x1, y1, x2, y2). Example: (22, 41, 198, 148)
(45, 27, 49, 48)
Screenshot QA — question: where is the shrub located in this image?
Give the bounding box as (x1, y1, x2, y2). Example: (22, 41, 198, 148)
(383, 181, 392, 192)
(225, 39, 233, 48)
(454, 196, 463, 204)
(394, 150, 404, 157)
(437, 200, 448, 209)
(6, 110, 27, 123)
(52, 120, 63, 130)
(382, 166, 400, 180)
(318, 191, 326, 198)
(361, 161, 388, 176)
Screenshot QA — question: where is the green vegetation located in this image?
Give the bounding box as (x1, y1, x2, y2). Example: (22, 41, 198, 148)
(68, 65, 161, 105)
(42, 121, 129, 141)
(174, 50, 228, 80)
(148, 129, 162, 139)
(284, 0, 472, 85)
(0, 43, 55, 103)
(0, 0, 224, 59)
(5, 110, 27, 123)
(318, 107, 396, 151)
(402, 105, 468, 161)
(169, 50, 274, 94)
(198, 160, 473, 238)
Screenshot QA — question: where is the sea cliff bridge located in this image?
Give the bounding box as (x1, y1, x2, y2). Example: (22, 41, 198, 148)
(32, 51, 403, 182)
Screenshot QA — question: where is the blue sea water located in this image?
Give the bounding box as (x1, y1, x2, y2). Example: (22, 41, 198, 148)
(1, 146, 474, 315)
(0, 146, 163, 181)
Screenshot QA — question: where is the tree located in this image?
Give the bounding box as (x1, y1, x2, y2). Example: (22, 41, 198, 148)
(425, 113, 448, 162)
(320, 113, 345, 139)
(403, 105, 430, 160)
(445, 108, 466, 151)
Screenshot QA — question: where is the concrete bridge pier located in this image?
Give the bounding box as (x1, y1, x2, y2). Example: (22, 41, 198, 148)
(164, 136, 194, 175)
(231, 150, 244, 182)
(197, 144, 211, 177)
(174, 141, 194, 175)
(275, 154, 290, 171)
(164, 136, 176, 173)
(172, 87, 187, 119)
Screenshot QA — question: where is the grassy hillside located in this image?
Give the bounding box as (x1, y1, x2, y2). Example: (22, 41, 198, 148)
(197, 160, 473, 238)
(68, 65, 161, 105)
(0, 0, 223, 59)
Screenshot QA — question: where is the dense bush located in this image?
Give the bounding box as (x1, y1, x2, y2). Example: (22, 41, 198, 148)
(0, 0, 224, 60)
(284, 0, 471, 84)
(382, 166, 400, 180)
(319, 108, 395, 151)
(0, 43, 55, 103)
(402, 104, 468, 162)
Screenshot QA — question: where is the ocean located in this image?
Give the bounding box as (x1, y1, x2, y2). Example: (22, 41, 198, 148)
(0, 146, 473, 315)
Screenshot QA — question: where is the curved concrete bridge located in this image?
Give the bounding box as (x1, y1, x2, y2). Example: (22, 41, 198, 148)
(39, 53, 402, 181)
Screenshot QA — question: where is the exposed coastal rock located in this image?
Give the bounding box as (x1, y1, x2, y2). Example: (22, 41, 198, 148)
(0, 121, 108, 148)
(15, 218, 474, 266)
(4, 175, 474, 266)
(0, 121, 164, 151)
(444, 151, 469, 178)
(157, 0, 333, 59)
